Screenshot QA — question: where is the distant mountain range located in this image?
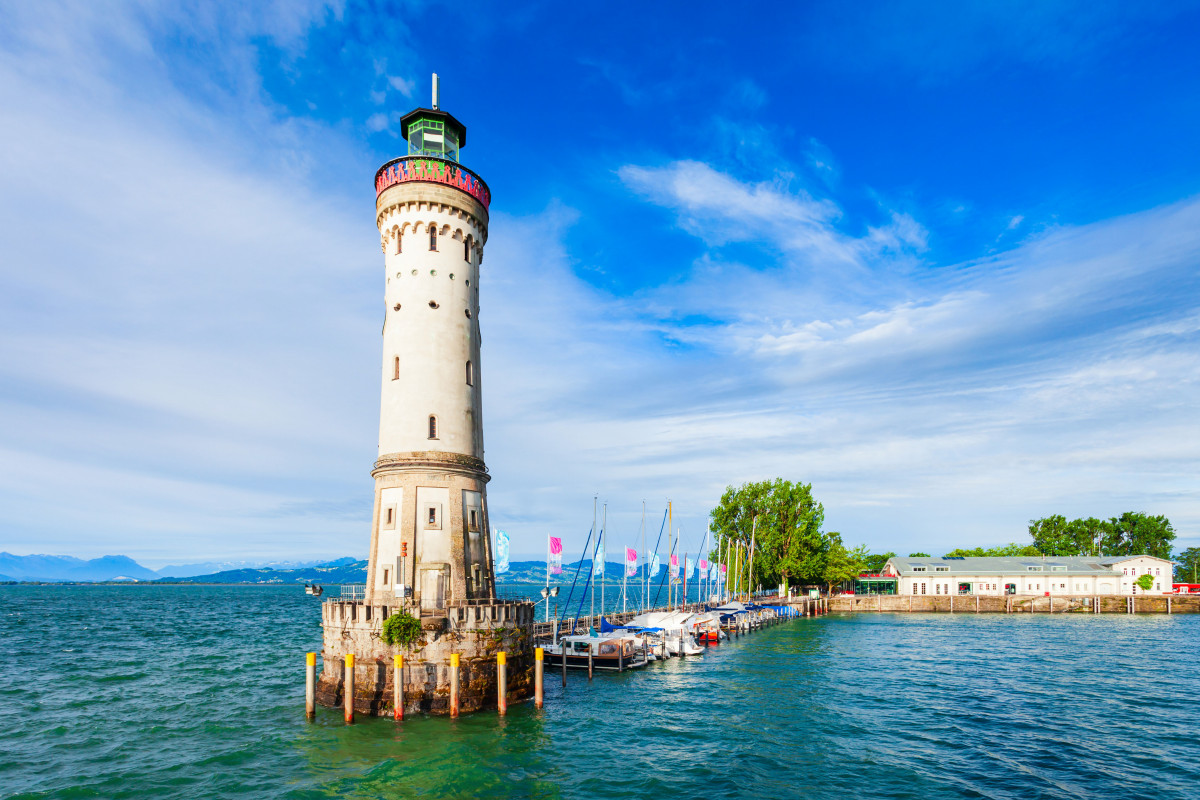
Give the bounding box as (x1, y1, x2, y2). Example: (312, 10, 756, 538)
(0, 553, 657, 586)
(160, 559, 367, 584)
(0, 552, 363, 583)
(0, 553, 160, 582)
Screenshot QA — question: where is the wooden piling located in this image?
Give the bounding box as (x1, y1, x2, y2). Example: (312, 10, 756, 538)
(561, 647, 567, 687)
(534, 648, 544, 709)
(587, 647, 594, 680)
(343, 653, 355, 724)
(497, 652, 508, 716)
(393, 654, 404, 722)
(450, 653, 460, 718)
(305, 652, 316, 718)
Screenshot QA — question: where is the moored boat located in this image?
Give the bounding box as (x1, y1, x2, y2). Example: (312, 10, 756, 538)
(544, 635, 649, 671)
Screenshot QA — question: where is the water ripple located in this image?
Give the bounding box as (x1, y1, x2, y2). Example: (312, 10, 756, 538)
(1, 588, 1198, 799)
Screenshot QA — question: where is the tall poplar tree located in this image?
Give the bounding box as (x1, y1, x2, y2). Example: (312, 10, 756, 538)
(709, 479, 827, 588)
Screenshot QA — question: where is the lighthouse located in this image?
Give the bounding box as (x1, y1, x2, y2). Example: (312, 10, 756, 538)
(317, 76, 533, 717)
(366, 74, 495, 611)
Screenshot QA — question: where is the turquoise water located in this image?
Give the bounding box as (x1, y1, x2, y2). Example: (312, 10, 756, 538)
(2, 586, 1198, 799)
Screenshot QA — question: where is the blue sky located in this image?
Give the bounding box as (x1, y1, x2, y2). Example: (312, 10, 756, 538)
(1, 1, 1198, 567)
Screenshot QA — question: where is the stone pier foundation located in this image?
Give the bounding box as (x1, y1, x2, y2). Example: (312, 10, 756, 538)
(316, 599, 536, 716)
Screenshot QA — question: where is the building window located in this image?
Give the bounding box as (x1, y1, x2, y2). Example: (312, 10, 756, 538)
(920, 583, 926, 595)
(912, 584, 918, 594)
(429, 224, 438, 251)
(393, 356, 399, 380)
(386, 507, 394, 525)
(466, 360, 473, 386)
(427, 506, 437, 526)
(469, 509, 479, 531)
(383, 568, 390, 585)
(464, 235, 472, 262)
(913, 566, 926, 572)
(395, 233, 402, 254)
(428, 415, 438, 439)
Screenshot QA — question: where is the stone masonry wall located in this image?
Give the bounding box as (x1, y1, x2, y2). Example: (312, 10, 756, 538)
(829, 594, 1200, 614)
(316, 600, 535, 716)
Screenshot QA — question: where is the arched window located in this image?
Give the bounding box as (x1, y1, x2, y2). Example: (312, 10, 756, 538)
(395, 232, 402, 254)
(466, 360, 473, 386)
(429, 224, 438, 251)
(464, 235, 472, 263)
(393, 356, 399, 380)
(428, 415, 438, 439)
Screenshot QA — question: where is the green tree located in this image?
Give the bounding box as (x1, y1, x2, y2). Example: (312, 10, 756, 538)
(864, 551, 896, 574)
(908, 552, 931, 558)
(1174, 547, 1200, 584)
(709, 479, 827, 588)
(822, 534, 869, 593)
(1103, 512, 1175, 559)
(943, 543, 1040, 557)
(1133, 574, 1155, 592)
(1029, 515, 1110, 555)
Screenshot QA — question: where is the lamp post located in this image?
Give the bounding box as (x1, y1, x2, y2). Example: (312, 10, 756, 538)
(542, 587, 559, 642)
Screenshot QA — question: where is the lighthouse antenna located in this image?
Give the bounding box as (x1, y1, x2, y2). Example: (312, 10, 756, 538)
(432, 73, 440, 109)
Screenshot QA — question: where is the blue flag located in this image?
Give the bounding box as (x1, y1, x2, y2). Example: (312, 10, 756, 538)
(650, 552, 661, 577)
(494, 529, 510, 574)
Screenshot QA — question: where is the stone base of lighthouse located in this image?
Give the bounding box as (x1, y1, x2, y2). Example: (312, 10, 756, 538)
(315, 599, 535, 716)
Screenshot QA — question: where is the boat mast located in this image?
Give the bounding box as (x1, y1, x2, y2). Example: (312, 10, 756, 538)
(591, 495, 597, 624)
(668, 501, 674, 609)
(749, 514, 757, 601)
(601, 502, 607, 619)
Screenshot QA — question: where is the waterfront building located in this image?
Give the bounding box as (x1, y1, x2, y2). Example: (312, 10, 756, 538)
(880, 555, 1174, 596)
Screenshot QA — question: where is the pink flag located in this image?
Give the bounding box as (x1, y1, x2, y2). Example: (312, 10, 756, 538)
(669, 553, 680, 577)
(548, 536, 563, 575)
(720, 562, 727, 575)
(699, 559, 709, 570)
(625, 547, 637, 578)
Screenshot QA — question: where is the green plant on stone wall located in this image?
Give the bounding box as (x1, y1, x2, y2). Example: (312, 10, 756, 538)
(381, 611, 423, 648)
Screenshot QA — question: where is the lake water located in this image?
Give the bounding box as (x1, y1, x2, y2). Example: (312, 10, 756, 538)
(2, 585, 1197, 799)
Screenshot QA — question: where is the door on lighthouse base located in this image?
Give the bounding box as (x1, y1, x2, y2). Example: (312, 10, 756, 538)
(420, 567, 446, 613)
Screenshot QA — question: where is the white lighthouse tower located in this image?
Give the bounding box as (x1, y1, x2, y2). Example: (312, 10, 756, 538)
(365, 74, 495, 611)
(317, 77, 533, 716)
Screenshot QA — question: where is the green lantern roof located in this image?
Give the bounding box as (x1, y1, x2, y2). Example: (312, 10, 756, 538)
(399, 107, 467, 162)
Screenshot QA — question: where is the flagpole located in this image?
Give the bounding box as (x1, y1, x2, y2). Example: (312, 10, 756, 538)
(622, 544, 627, 614)
(641, 501, 647, 613)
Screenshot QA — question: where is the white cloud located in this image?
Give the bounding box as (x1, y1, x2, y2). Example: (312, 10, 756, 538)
(0, 2, 1196, 567)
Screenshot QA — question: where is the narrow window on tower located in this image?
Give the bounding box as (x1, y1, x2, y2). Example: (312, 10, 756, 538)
(466, 360, 473, 386)
(464, 235, 472, 263)
(393, 356, 399, 380)
(428, 415, 438, 439)
(395, 232, 402, 254)
(429, 224, 438, 251)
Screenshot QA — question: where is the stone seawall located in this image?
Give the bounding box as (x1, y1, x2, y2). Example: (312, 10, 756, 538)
(316, 599, 535, 716)
(829, 594, 1200, 613)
